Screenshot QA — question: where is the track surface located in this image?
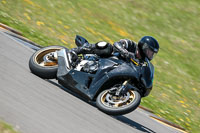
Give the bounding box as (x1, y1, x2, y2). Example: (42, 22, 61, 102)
(0, 31, 182, 133)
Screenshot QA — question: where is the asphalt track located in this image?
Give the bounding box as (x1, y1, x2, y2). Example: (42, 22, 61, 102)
(0, 30, 183, 133)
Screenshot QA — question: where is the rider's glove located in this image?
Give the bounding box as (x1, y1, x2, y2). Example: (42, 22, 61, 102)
(120, 48, 134, 59)
(121, 51, 140, 65)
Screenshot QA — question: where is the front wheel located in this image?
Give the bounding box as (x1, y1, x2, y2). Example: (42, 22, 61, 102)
(96, 89, 141, 115)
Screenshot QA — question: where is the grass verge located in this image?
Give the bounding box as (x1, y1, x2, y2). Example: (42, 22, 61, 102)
(0, 121, 18, 133)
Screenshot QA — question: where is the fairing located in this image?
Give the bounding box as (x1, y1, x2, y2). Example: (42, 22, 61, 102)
(140, 59, 154, 96)
(57, 49, 154, 100)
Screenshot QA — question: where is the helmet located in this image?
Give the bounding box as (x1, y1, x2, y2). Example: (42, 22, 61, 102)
(138, 36, 159, 61)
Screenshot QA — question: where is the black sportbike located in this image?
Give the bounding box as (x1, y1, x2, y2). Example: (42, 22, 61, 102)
(29, 35, 154, 115)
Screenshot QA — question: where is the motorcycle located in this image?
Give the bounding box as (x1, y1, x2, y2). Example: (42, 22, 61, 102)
(29, 35, 154, 115)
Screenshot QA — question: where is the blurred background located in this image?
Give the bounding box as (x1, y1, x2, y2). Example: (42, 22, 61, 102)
(0, 0, 199, 132)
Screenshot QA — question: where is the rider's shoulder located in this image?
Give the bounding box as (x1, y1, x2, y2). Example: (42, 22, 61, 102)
(118, 39, 136, 48)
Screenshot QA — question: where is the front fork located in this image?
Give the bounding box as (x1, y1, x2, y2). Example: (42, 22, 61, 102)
(115, 79, 130, 96)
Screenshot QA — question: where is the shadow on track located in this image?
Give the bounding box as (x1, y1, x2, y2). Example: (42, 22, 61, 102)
(114, 115, 156, 133)
(47, 80, 156, 133)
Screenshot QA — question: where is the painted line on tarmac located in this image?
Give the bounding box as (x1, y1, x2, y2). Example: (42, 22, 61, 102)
(138, 105, 154, 113)
(0, 23, 22, 36)
(150, 116, 187, 133)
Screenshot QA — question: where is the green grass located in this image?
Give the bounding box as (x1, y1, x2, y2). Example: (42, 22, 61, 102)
(0, 121, 18, 133)
(0, 0, 200, 132)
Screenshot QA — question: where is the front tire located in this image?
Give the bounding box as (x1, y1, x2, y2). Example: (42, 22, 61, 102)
(96, 89, 141, 115)
(29, 45, 65, 79)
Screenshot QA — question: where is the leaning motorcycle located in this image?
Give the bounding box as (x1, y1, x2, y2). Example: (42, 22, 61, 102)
(29, 35, 154, 115)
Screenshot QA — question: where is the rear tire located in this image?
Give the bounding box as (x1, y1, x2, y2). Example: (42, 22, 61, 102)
(29, 45, 64, 79)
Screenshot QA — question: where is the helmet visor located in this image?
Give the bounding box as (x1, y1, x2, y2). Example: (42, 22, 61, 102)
(144, 48, 156, 60)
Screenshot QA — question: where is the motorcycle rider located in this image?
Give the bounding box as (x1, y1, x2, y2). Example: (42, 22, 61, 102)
(70, 36, 159, 64)
(113, 36, 159, 63)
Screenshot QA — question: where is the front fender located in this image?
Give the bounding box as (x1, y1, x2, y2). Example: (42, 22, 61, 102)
(88, 63, 140, 100)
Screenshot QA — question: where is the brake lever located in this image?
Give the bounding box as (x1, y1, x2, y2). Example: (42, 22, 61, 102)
(130, 58, 139, 66)
(128, 53, 140, 66)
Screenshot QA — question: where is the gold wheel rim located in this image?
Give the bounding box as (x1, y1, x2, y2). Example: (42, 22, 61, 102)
(34, 48, 62, 67)
(101, 90, 136, 108)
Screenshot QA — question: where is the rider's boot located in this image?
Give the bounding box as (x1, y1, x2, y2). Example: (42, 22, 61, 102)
(68, 43, 95, 67)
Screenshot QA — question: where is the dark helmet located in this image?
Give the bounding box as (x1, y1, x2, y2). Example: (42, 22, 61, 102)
(138, 36, 159, 61)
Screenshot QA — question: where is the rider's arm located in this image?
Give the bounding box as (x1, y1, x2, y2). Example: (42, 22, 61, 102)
(113, 39, 137, 58)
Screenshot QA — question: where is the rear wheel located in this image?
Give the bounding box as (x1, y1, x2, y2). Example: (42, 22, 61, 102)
(96, 87, 141, 115)
(29, 45, 65, 79)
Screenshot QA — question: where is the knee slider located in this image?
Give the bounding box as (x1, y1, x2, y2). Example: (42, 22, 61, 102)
(96, 41, 108, 49)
